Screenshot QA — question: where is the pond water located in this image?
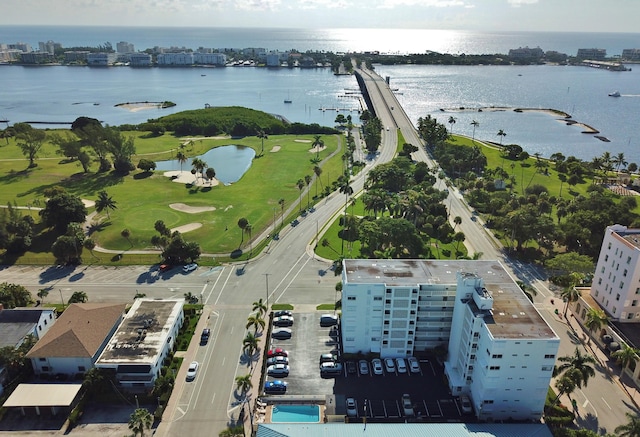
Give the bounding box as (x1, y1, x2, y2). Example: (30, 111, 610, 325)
(155, 145, 256, 185)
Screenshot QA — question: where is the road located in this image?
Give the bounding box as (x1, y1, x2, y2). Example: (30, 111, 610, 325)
(0, 65, 635, 435)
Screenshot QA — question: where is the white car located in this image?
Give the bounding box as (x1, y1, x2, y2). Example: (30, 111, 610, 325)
(384, 358, 396, 373)
(407, 356, 421, 374)
(267, 364, 290, 377)
(358, 360, 369, 375)
(402, 394, 414, 417)
(396, 358, 407, 374)
(371, 358, 383, 375)
(186, 361, 199, 381)
(460, 395, 473, 414)
(346, 398, 357, 417)
(183, 263, 198, 272)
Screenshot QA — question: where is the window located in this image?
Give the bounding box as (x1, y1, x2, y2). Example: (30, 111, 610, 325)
(598, 278, 602, 285)
(627, 313, 634, 320)
(385, 299, 391, 304)
(605, 255, 609, 261)
(78, 366, 86, 371)
(616, 294, 621, 301)
(542, 366, 553, 371)
(42, 366, 50, 372)
(373, 296, 382, 301)
(624, 269, 628, 277)
(489, 366, 500, 370)
(544, 354, 555, 359)
(632, 300, 638, 307)
(347, 296, 356, 301)
(636, 288, 640, 295)
(43, 319, 47, 325)
(39, 357, 46, 361)
(492, 354, 503, 359)
(628, 256, 632, 264)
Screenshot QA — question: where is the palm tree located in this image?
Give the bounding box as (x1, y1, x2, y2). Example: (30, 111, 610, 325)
(312, 135, 324, 160)
(470, 120, 479, 141)
(68, 291, 88, 304)
(304, 174, 312, 209)
(585, 307, 608, 343)
(296, 179, 305, 213)
(257, 130, 268, 155)
(95, 190, 117, 219)
(242, 332, 258, 356)
(552, 375, 576, 406)
(176, 150, 187, 173)
(448, 116, 457, 135)
(128, 408, 153, 437)
(246, 314, 265, 334)
(313, 165, 323, 197)
(237, 217, 248, 247)
(615, 412, 640, 437)
(453, 216, 462, 230)
(612, 344, 640, 370)
(560, 286, 581, 317)
(191, 157, 207, 182)
(205, 167, 216, 185)
(555, 347, 597, 388)
(37, 288, 49, 304)
(252, 298, 267, 317)
(235, 374, 253, 397)
(558, 173, 567, 198)
(339, 175, 354, 255)
(278, 198, 285, 228)
(497, 129, 506, 145)
(613, 152, 628, 173)
(83, 238, 97, 260)
(121, 228, 132, 247)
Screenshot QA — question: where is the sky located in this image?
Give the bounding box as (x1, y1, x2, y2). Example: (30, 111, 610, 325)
(2, 0, 639, 33)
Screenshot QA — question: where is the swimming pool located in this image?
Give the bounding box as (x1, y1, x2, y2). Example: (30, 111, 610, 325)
(271, 404, 320, 423)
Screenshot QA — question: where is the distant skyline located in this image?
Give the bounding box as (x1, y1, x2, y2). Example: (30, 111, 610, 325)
(2, 0, 639, 33)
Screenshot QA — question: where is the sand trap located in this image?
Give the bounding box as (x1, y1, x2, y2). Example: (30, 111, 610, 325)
(270, 146, 281, 152)
(171, 223, 202, 234)
(82, 199, 96, 208)
(170, 203, 216, 214)
(295, 139, 312, 143)
(163, 170, 219, 187)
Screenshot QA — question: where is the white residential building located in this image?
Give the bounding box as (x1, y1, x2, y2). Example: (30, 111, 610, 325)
(590, 224, 640, 322)
(193, 52, 226, 66)
(86, 52, 117, 66)
(116, 41, 134, 53)
(157, 52, 194, 66)
(129, 53, 153, 67)
(341, 259, 560, 422)
(95, 299, 184, 388)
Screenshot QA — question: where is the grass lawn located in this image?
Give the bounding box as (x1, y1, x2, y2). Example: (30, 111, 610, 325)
(1, 131, 346, 263)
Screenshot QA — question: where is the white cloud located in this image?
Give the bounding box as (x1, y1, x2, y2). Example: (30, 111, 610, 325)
(507, 0, 538, 6)
(234, 0, 282, 11)
(377, 0, 466, 8)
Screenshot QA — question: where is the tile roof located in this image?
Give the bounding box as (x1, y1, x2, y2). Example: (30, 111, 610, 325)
(26, 303, 126, 359)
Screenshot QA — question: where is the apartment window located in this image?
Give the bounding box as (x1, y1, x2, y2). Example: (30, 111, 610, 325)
(384, 320, 389, 325)
(483, 400, 494, 404)
(542, 366, 553, 371)
(43, 319, 47, 325)
(384, 310, 390, 315)
(42, 366, 50, 372)
(624, 269, 628, 277)
(473, 332, 480, 338)
(605, 255, 609, 261)
(470, 354, 476, 360)
(636, 288, 640, 295)
(628, 256, 632, 264)
(544, 354, 555, 359)
(385, 299, 391, 304)
(620, 282, 625, 289)
(628, 313, 634, 320)
(347, 296, 356, 301)
(598, 278, 602, 285)
(39, 357, 46, 361)
(78, 366, 86, 371)
(632, 300, 638, 307)
(492, 354, 503, 359)
(373, 296, 382, 301)
(38, 325, 42, 331)
(595, 290, 599, 297)
(601, 267, 605, 273)
(616, 294, 621, 301)
(608, 242, 612, 249)
(613, 307, 617, 314)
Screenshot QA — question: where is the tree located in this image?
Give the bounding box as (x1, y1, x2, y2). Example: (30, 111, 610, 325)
(278, 198, 285, 228)
(555, 347, 596, 388)
(611, 344, 640, 370)
(257, 130, 268, 155)
(552, 375, 576, 405)
(497, 129, 506, 145)
(95, 190, 117, 219)
(561, 286, 581, 318)
(40, 192, 87, 233)
(37, 288, 49, 304)
(0, 282, 33, 308)
(313, 165, 323, 197)
(191, 157, 207, 182)
(128, 408, 153, 437)
(312, 135, 324, 160)
(137, 158, 156, 172)
(584, 307, 608, 342)
(83, 238, 97, 259)
(470, 120, 479, 140)
(242, 331, 258, 356)
(252, 298, 267, 317)
(235, 374, 252, 397)
(296, 179, 305, 213)
(339, 175, 354, 255)
(246, 313, 265, 334)
(615, 412, 640, 437)
(304, 174, 312, 209)
(205, 167, 216, 185)
(237, 217, 248, 247)
(121, 228, 132, 246)
(176, 150, 188, 173)
(15, 123, 46, 168)
(448, 116, 457, 135)
(68, 291, 88, 304)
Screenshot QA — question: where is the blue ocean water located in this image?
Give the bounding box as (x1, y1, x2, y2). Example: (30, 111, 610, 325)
(2, 27, 640, 164)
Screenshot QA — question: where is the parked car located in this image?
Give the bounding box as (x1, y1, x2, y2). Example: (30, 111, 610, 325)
(290, 219, 299, 227)
(274, 310, 292, 318)
(384, 358, 396, 373)
(320, 314, 338, 327)
(186, 361, 199, 381)
(320, 361, 342, 377)
(407, 356, 420, 374)
(402, 394, 414, 417)
(346, 361, 357, 375)
(159, 264, 172, 272)
(396, 358, 407, 374)
(358, 360, 369, 375)
(267, 364, 290, 377)
(460, 395, 473, 414)
(273, 315, 294, 327)
(319, 353, 338, 365)
(200, 328, 210, 345)
(346, 398, 357, 417)
(267, 348, 288, 358)
(271, 328, 292, 340)
(183, 263, 198, 273)
(266, 356, 289, 366)
(371, 358, 383, 375)
(264, 380, 287, 394)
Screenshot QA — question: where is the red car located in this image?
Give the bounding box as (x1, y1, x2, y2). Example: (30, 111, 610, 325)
(267, 348, 289, 358)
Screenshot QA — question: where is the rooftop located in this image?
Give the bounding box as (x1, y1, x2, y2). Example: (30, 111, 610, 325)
(96, 298, 183, 365)
(343, 259, 558, 340)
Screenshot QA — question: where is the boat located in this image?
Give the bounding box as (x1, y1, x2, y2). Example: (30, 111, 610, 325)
(608, 91, 621, 97)
(284, 91, 292, 104)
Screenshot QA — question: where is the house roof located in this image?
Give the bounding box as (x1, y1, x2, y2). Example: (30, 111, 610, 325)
(3, 383, 82, 408)
(0, 308, 53, 348)
(26, 303, 126, 359)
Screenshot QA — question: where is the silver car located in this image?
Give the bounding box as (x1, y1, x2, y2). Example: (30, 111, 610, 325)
(186, 361, 199, 381)
(267, 364, 290, 377)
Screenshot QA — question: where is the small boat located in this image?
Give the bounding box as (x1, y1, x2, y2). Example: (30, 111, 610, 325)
(284, 91, 292, 104)
(608, 90, 621, 97)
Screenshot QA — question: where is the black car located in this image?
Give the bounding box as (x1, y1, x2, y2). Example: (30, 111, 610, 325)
(200, 328, 211, 345)
(346, 361, 357, 375)
(273, 315, 294, 327)
(271, 328, 292, 340)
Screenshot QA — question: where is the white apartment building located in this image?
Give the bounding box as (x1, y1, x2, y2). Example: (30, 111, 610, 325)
(157, 52, 194, 66)
(341, 259, 560, 421)
(193, 52, 227, 66)
(590, 224, 640, 322)
(86, 52, 117, 66)
(116, 41, 134, 53)
(129, 53, 152, 67)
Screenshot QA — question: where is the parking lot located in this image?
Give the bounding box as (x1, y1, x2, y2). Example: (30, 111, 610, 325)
(263, 312, 472, 422)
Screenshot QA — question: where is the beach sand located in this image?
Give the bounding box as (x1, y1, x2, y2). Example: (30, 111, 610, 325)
(163, 170, 219, 187)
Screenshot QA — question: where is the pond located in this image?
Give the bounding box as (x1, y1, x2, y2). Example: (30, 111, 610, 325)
(155, 145, 256, 185)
